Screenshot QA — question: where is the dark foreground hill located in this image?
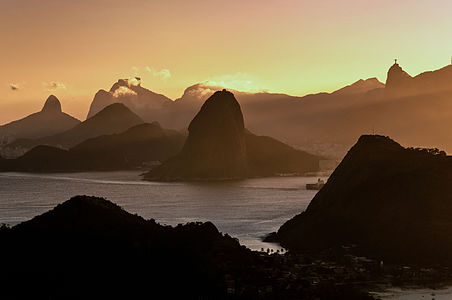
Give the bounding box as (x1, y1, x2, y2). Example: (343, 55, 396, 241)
(267, 135, 452, 265)
(0, 122, 185, 172)
(0, 196, 250, 298)
(144, 90, 320, 181)
(0, 196, 373, 299)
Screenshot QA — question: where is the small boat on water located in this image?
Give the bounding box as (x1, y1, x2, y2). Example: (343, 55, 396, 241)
(306, 178, 325, 190)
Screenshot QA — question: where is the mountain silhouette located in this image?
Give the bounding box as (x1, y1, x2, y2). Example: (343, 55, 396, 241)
(86, 78, 173, 119)
(386, 61, 452, 94)
(146, 90, 248, 180)
(0, 122, 185, 172)
(69, 122, 185, 170)
(267, 135, 452, 265)
(0, 195, 373, 299)
(0, 196, 251, 298)
(385, 61, 412, 89)
(4, 103, 144, 156)
(41, 94, 63, 113)
(82, 62, 452, 158)
(245, 133, 320, 177)
(145, 90, 320, 181)
(0, 95, 80, 149)
(84, 78, 385, 158)
(332, 78, 384, 95)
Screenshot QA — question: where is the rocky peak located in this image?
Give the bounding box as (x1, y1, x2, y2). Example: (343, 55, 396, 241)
(188, 89, 245, 136)
(41, 95, 62, 113)
(386, 61, 412, 88)
(183, 89, 247, 175)
(109, 77, 141, 93)
(145, 89, 248, 180)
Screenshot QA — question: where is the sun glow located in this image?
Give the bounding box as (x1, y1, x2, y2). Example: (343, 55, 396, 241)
(1, 0, 452, 122)
(205, 73, 266, 94)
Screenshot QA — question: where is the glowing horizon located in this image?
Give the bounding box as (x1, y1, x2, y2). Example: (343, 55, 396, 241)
(2, 0, 452, 123)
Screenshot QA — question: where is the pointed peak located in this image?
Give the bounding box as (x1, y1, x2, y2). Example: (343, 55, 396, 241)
(388, 60, 404, 73)
(386, 60, 412, 88)
(95, 103, 131, 115)
(89, 102, 143, 123)
(41, 95, 62, 113)
(189, 89, 244, 134)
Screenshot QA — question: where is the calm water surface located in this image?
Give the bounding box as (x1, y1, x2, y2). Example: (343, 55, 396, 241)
(3, 171, 452, 298)
(0, 171, 325, 251)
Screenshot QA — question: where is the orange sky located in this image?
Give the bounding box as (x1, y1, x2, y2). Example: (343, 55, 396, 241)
(1, 0, 452, 123)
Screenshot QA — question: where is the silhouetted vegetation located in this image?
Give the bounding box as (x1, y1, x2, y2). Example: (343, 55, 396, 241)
(407, 147, 446, 156)
(269, 135, 452, 266)
(0, 196, 375, 299)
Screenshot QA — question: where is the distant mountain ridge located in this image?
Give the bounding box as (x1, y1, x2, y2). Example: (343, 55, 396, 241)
(1, 91, 320, 175)
(386, 61, 452, 93)
(0, 95, 80, 148)
(87, 78, 173, 119)
(5, 61, 452, 160)
(0, 122, 185, 172)
(83, 61, 452, 158)
(85, 77, 386, 156)
(3, 103, 144, 157)
(145, 90, 321, 181)
(332, 78, 384, 95)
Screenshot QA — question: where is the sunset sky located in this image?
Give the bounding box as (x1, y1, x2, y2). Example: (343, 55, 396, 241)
(1, 0, 452, 123)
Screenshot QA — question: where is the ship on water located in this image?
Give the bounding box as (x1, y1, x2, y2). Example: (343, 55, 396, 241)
(306, 178, 325, 190)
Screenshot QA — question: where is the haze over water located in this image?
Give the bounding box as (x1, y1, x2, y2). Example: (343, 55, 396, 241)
(0, 171, 323, 251)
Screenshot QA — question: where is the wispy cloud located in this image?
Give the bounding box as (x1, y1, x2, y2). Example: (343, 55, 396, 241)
(113, 86, 137, 98)
(131, 66, 140, 74)
(43, 81, 66, 91)
(146, 67, 171, 80)
(130, 66, 172, 81)
(127, 77, 141, 87)
(205, 73, 264, 93)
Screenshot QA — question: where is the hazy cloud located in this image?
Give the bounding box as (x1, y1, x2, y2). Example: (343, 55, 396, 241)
(113, 86, 137, 98)
(129, 66, 171, 81)
(127, 77, 141, 87)
(186, 84, 215, 99)
(131, 66, 140, 75)
(145, 66, 171, 80)
(205, 73, 264, 93)
(43, 81, 66, 91)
